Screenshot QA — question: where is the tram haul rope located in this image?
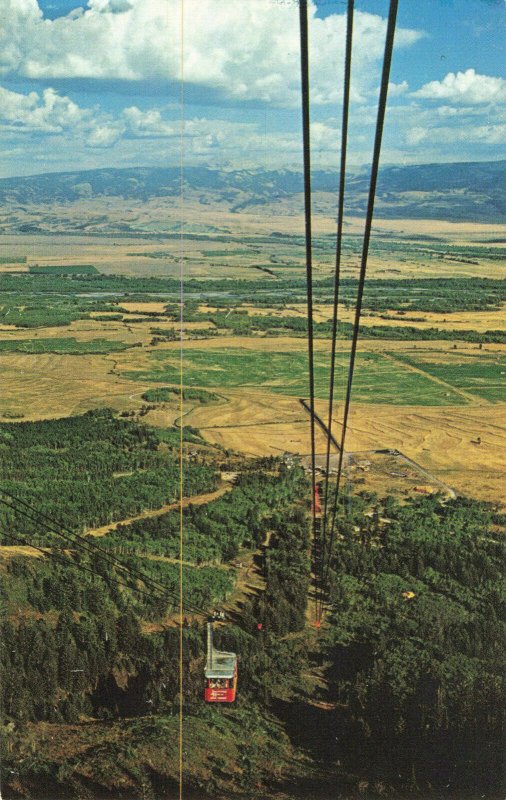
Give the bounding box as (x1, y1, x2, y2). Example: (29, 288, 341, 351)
(298, 0, 399, 622)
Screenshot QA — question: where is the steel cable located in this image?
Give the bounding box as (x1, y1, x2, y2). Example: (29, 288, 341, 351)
(318, 0, 354, 622)
(0, 491, 207, 616)
(299, 0, 320, 619)
(322, 0, 399, 597)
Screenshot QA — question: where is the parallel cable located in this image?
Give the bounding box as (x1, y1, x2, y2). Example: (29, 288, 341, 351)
(318, 0, 354, 622)
(299, 0, 318, 616)
(0, 530, 173, 606)
(0, 490, 190, 608)
(0, 491, 206, 616)
(0, 502, 206, 616)
(323, 0, 398, 595)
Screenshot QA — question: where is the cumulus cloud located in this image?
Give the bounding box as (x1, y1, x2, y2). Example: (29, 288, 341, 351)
(388, 80, 409, 97)
(0, 83, 298, 163)
(309, 121, 340, 151)
(413, 69, 506, 105)
(86, 123, 123, 147)
(0, 0, 423, 106)
(0, 85, 88, 133)
(92, 0, 133, 12)
(0, 84, 127, 147)
(406, 121, 506, 147)
(122, 106, 176, 138)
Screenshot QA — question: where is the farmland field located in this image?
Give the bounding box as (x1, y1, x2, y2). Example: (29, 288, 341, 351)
(1, 209, 506, 279)
(0, 217, 504, 506)
(392, 350, 506, 403)
(0, 337, 132, 354)
(125, 346, 470, 406)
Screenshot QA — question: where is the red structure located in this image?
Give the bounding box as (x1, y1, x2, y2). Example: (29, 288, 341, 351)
(314, 482, 322, 515)
(204, 622, 238, 703)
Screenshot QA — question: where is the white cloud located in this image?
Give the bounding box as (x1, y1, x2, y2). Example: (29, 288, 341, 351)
(405, 126, 428, 147)
(0, 85, 88, 133)
(86, 123, 123, 147)
(1, 79, 504, 176)
(309, 121, 340, 151)
(0, 83, 127, 147)
(384, 96, 506, 164)
(407, 122, 506, 147)
(0, 0, 423, 106)
(122, 106, 176, 137)
(388, 80, 409, 97)
(413, 69, 506, 105)
(92, 0, 133, 12)
(0, 83, 295, 163)
(435, 105, 487, 118)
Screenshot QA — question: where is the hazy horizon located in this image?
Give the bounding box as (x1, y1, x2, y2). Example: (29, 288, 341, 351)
(1, 156, 506, 183)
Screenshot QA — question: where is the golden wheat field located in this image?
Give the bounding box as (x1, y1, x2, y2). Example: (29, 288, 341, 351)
(1, 329, 503, 504)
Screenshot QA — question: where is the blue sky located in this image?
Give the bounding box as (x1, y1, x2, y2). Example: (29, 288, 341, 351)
(0, 0, 504, 177)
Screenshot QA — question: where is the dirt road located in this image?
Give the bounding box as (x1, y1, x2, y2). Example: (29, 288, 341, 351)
(84, 483, 232, 538)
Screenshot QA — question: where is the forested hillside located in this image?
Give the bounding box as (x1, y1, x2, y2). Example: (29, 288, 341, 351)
(2, 472, 504, 798)
(321, 492, 505, 796)
(1, 460, 311, 800)
(0, 410, 217, 538)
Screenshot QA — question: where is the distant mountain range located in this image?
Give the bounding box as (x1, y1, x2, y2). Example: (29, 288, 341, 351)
(0, 161, 504, 222)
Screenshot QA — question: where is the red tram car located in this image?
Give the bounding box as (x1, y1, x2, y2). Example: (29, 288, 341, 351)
(314, 482, 322, 515)
(204, 621, 237, 703)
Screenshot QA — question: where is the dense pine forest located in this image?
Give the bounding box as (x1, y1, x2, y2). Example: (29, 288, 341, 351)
(0, 410, 217, 538)
(322, 492, 505, 796)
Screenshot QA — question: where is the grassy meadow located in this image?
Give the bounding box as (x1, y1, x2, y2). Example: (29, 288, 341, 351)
(126, 346, 471, 406)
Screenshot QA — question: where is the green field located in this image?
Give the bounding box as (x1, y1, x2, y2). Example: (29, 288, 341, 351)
(125, 347, 468, 405)
(395, 352, 506, 403)
(0, 256, 27, 264)
(28, 264, 99, 275)
(201, 248, 255, 257)
(0, 337, 132, 355)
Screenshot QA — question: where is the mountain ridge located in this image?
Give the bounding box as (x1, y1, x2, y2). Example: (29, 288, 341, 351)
(0, 160, 504, 222)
